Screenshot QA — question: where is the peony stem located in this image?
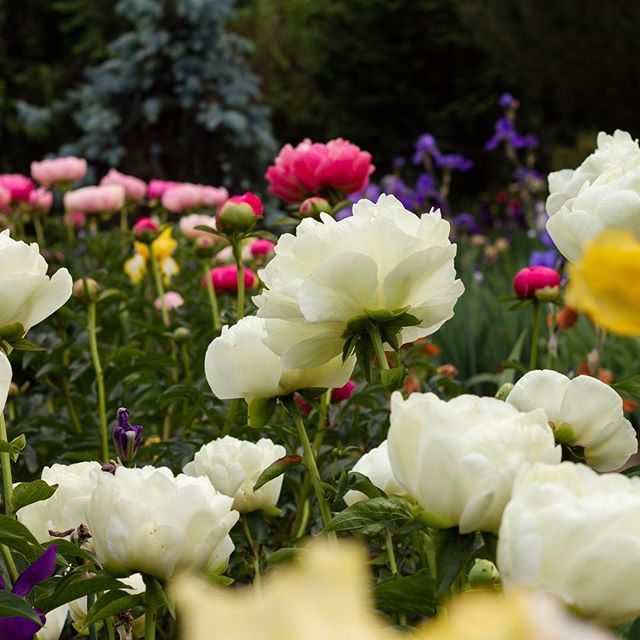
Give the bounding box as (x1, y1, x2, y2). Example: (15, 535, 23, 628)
(87, 592, 98, 640)
(87, 301, 109, 462)
(33, 215, 45, 248)
(144, 575, 158, 640)
(120, 207, 128, 248)
(149, 250, 169, 328)
(242, 517, 261, 592)
(221, 398, 240, 437)
(203, 261, 221, 332)
(232, 241, 245, 320)
(0, 412, 14, 517)
(529, 300, 540, 371)
(367, 323, 390, 371)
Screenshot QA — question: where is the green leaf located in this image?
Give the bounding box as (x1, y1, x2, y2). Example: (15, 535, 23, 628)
(613, 375, 640, 400)
(346, 471, 386, 500)
(379, 366, 407, 393)
(498, 359, 527, 376)
(11, 337, 46, 352)
(374, 569, 437, 616)
(253, 455, 303, 491)
(0, 515, 44, 561)
(498, 329, 527, 386)
(48, 539, 96, 563)
(83, 590, 144, 628)
(97, 289, 124, 303)
(12, 480, 58, 513)
(0, 434, 26, 462)
(0, 591, 43, 624)
(623, 465, 640, 478)
(435, 529, 476, 597)
(507, 298, 533, 311)
(324, 496, 413, 533)
(265, 547, 300, 567)
(624, 617, 640, 640)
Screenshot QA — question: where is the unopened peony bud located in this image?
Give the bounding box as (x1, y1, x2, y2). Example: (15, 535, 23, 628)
(112, 408, 143, 463)
(73, 278, 101, 302)
(132, 217, 159, 239)
(299, 196, 331, 217)
(495, 383, 514, 401)
(331, 380, 356, 403)
(513, 266, 561, 300)
(216, 202, 258, 233)
(195, 235, 217, 258)
(172, 327, 191, 343)
(468, 558, 501, 587)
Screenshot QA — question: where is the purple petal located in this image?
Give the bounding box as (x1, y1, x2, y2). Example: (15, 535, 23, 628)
(12, 545, 58, 597)
(0, 614, 45, 640)
(0, 575, 5, 591)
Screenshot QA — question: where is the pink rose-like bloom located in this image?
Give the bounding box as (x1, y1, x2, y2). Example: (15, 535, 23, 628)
(201, 265, 258, 293)
(250, 239, 275, 257)
(28, 188, 53, 212)
(162, 184, 202, 213)
(63, 211, 86, 228)
(199, 185, 229, 209)
(179, 214, 219, 241)
(226, 192, 263, 216)
(513, 266, 561, 299)
(132, 217, 160, 237)
(0, 174, 34, 203)
(265, 138, 375, 203)
(331, 380, 356, 403)
(100, 168, 146, 202)
(154, 291, 184, 311)
(30, 156, 87, 186)
(64, 185, 126, 213)
(148, 179, 180, 200)
(0, 185, 11, 210)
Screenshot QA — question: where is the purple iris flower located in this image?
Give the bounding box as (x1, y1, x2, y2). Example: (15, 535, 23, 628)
(414, 173, 436, 206)
(112, 407, 143, 463)
(0, 545, 58, 639)
(498, 92, 518, 109)
(412, 133, 439, 165)
(452, 213, 482, 234)
(530, 250, 559, 269)
(435, 153, 473, 172)
(511, 133, 539, 150)
(381, 175, 417, 209)
(484, 117, 515, 151)
(392, 156, 406, 170)
(338, 183, 382, 219)
(539, 228, 555, 248)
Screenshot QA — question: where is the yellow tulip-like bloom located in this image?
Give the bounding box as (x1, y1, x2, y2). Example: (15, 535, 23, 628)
(566, 230, 640, 336)
(124, 228, 179, 285)
(172, 541, 396, 640)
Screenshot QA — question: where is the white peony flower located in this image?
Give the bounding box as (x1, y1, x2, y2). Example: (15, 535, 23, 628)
(16, 462, 102, 542)
(183, 436, 286, 512)
(35, 604, 68, 640)
(87, 466, 239, 580)
(0, 229, 73, 335)
(546, 130, 640, 261)
(254, 194, 464, 368)
(498, 462, 640, 625)
(343, 441, 404, 506)
(387, 392, 561, 533)
(506, 369, 637, 471)
(205, 315, 355, 401)
(0, 351, 10, 414)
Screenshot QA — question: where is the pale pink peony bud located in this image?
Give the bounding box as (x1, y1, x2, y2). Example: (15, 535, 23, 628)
(100, 168, 146, 202)
(64, 185, 125, 213)
(28, 188, 53, 212)
(30, 156, 87, 186)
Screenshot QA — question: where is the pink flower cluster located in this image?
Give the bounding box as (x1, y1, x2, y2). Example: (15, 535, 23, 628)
(265, 138, 374, 203)
(100, 169, 146, 202)
(201, 265, 258, 293)
(29, 188, 53, 212)
(31, 156, 87, 187)
(162, 183, 228, 213)
(64, 185, 126, 214)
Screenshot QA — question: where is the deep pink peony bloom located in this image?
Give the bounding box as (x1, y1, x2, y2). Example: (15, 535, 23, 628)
(148, 179, 180, 200)
(100, 168, 146, 202)
(331, 380, 356, 403)
(201, 264, 258, 292)
(513, 266, 561, 299)
(132, 217, 160, 237)
(63, 211, 86, 228)
(28, 188, 53, 212)
(0, 185, 11, 210)
(250, 239, 275, 257)
(226, 192, 263, 216)
(64, 185, 125, 213)
(30, 156, 87, 186)
(265, 138, 374, 203)
(0, 174, 34, 203)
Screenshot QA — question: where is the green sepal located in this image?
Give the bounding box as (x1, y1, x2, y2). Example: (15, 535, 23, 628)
(247, 396, 277, 428)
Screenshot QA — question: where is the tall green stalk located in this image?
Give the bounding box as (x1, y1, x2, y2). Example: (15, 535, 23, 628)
(0, 411, 19, 583)
(203, 261, 221, 332)
(88, 301, 109, 462)
(149, 251, 169, 328)
(232, 241, 245, 320)
(529, 300, 540, 371)
(144, 575, 158, 640)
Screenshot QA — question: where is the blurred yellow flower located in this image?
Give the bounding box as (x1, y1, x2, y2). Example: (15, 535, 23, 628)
(171, 541, 396, 640)
(566, 230, 640, 336)
(124, 227, 179, 285)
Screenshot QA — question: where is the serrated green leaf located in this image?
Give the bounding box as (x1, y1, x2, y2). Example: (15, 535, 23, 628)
(379, 366, 407, 392)
(12, 480, 58, 513)
(324, 496, 413, 533)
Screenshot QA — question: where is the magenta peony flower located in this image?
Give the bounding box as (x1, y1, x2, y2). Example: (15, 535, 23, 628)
(64, 185, 125, 213)
(513, 266, 561, 299)
(265, 138, 374, 203)
(30, 156, 87, 187)
(201, 265, 258, 292)
(250, 238, 275, 257)
(100, 168, 146, 202)
(0, 185, 11, 210)
(226, 192, 263, 216)
(132, 216, 160, 238)
(0, 174, 34, 203)
(331, 380, 356, 403)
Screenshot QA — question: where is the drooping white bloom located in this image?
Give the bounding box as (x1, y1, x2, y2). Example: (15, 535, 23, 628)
(343, 441, 404, 506)
(205, 315, 355, 401)
(254, 194, 464, 368)
(546, 130, 640, 261)
(0, 229, 73, 334)
(498, 462, 640, 626)
(16, 462, 102, 542)
(183, 436, 286, 512)
(0, 351, 10, 414)
(506, 369, 637, 471)
(87, 466, 239, 580)
(387, 392, 561, 533)
(35, 604, 68, 640)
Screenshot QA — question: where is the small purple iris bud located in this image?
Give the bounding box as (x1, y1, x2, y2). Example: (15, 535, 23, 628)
(112, 407, 143, 463)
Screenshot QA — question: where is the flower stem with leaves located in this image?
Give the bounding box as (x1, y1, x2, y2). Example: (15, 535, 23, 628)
(87, 300, 109, 462)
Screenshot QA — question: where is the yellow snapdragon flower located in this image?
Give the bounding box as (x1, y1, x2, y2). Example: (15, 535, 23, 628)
(124, 227, 180, 285)
(566, 230, 640, 336)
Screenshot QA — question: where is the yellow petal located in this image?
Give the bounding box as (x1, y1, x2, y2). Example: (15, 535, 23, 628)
(124, 253, 148, 285)
(152, 227, 177, 260)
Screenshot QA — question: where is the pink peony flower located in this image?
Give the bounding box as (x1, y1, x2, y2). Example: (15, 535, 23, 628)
(179, 214, 219, 241)
(162, 184, 202, 213)
(64, 185, 125, 213)
(201, 265, 258, 293)
(0, 174, 35, 203)
(100, 168, 146, 202)
(226, 192, 263, 216)
(28, 188, 53, 212)
(199, 185, 229, 209)
(63, 211, 86, 228)
(30, 156, 87, 186)
(265, 138, 374, 203)
(0, 185, 11, 210)
(148, 179, 180, 200)
(132, 217, 160, 237)
(331, 380, 356, 403)
(250, 239, 275, 257)
(154, 291, 184, 311)
(513, 266, 561, 299)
